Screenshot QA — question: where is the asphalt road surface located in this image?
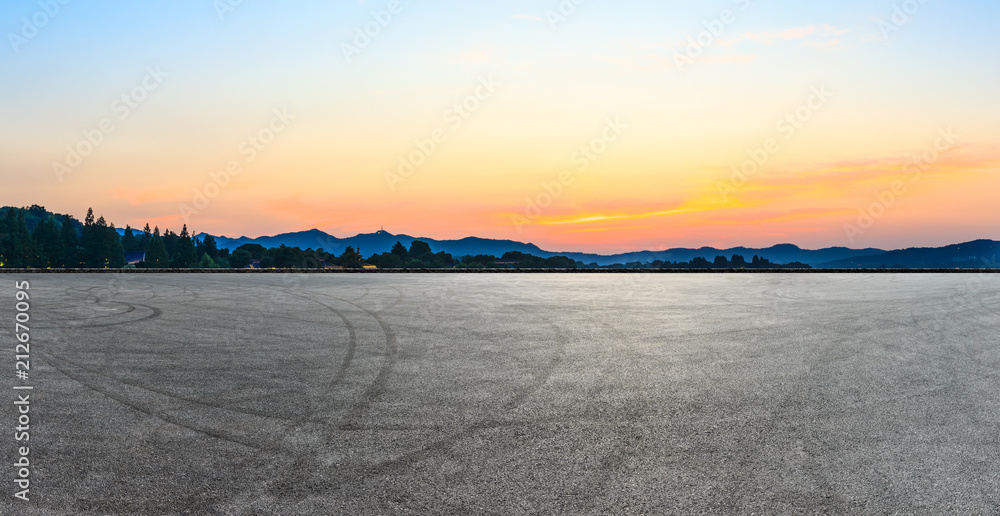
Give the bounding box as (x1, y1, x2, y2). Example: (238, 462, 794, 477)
(3, 273, 999, 514)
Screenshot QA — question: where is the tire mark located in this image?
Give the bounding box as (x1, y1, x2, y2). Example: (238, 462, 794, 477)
(39, 351, 275, 453)
(278, 289, 359, 424)
(350, 285, 371, 302)
(71, 302, 162, 328)
(340, 301, 568, 480)
(373, 284, 406, 313)
(55, 285, 163, 328)
(42, 349, 301, 424)
(195, 276, 388, 427)
(337, 308, 396, 429)
(272, 284, 398, 430)
(263, 286, 570, 496)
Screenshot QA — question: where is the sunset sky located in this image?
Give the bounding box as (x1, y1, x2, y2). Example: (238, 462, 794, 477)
(2, 0, 998, 253)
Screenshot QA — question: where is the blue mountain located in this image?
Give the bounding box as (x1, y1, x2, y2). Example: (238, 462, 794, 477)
(204, 229, 887, 267)
(818, 240, 1000, 269)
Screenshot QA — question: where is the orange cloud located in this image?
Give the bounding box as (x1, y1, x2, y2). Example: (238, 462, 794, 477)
(538, 206, 706, 226)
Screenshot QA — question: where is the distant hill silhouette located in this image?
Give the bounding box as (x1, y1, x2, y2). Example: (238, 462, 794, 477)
(818, 240, 1000, 269)
(211, 229, 558, 260)
(555, 244, 885, 268)
(10, 205, 995, 268)
(207, 229, 885, 267)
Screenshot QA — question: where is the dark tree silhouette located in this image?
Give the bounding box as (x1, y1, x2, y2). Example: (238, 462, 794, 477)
(140, 223, 152, 252)
(60, 215, 81, 267)
(122, 225, 139, 252)
(172, 225, 198, 268)
(32, 216, 62, 268)
(197, 234, 220, 260)
(145, 227, 169, 268)
(391, 241, 408, 258)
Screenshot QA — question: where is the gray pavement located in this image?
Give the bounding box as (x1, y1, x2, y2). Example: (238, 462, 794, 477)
(3, 273, 999, 514)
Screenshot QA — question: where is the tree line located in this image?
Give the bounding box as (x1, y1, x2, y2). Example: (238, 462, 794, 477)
(0, 206, 201, 268)
(1, 206, 127, 268)
(1, 206, 810, 269)
(629, 255, 811, 269)
(0, 206, 470, 269)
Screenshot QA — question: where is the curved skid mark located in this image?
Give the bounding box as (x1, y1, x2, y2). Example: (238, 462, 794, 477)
(60, 278, 571, 489)
(72, 303, 162, 328)
(329, 301, 568, 481)
(278, 289, 359, 423)
(372, 284, 406, 313)
(338, 308, 397, 427)
(55, 285, 162, 328)
(39, 351, 271, 453)
(51, 276, 582, 497)
(44, 349, 302, 424)
(189, 276, 378, 424)
(351, 286, 371, 302)
(277, 286, 399, 429)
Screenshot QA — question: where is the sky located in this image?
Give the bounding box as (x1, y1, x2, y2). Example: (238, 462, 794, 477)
(2, 0, 998, 253)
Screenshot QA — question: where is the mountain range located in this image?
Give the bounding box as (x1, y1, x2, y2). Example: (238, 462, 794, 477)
(818, 240, 1000, 269)
(203, 228, 998, 268)
(7, 206, 996, 268)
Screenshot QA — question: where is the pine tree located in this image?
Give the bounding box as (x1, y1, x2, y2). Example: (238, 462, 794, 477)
(60, 215, 81, 267)
(145, 227, 169, 268)
(122, 225, 139, 252)
(197, 234, 219, 260)
(81, 208, 100, 267)
(162, 229, 179, 260)
(84, 215, 113, 267)
(140, 223, 152, 252)
(172, 224, 198, 268)
(106, 224, 126, 268)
